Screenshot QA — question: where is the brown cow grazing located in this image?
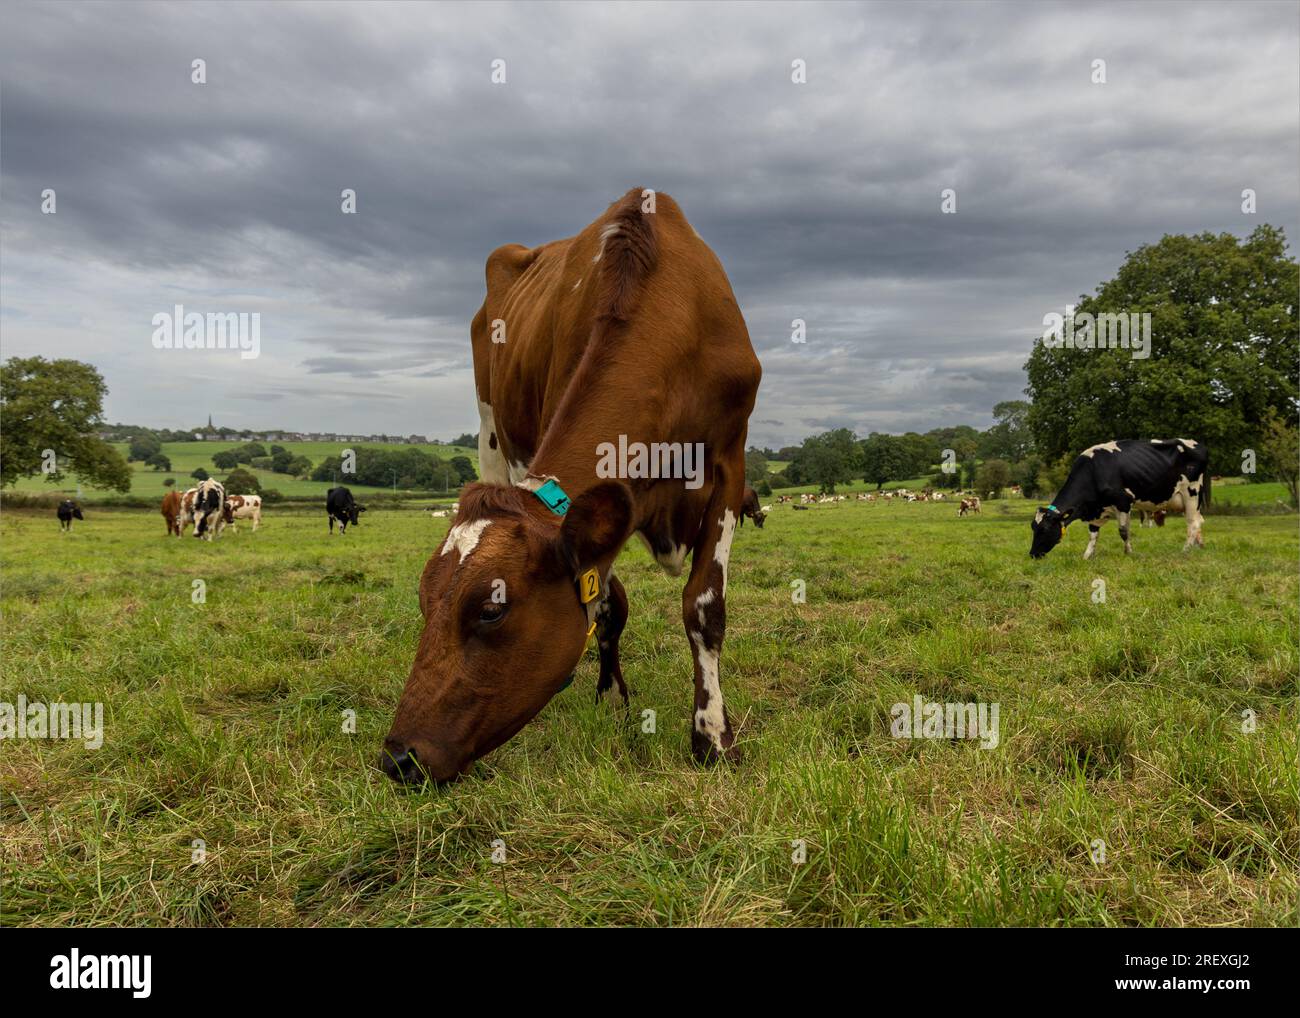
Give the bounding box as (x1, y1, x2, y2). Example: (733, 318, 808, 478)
(161, 490, 182, 536)
(958, 496, 981, 516)
(739, 485, 766, 528)
(382, 188, 761, 784)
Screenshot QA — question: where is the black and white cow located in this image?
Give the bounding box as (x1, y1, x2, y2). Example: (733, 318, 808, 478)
(326, 486, 367, 534)
(192, 478, 227, 540)
(56, 500, 84, 531)
(1030, 439, 1209, 560)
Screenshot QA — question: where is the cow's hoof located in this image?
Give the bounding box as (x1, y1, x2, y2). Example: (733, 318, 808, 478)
(691, 729, 741, 766)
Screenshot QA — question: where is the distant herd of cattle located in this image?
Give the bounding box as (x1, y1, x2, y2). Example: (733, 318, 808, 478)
(54, 480, 369, 540)
(51, 439, 1210, 566)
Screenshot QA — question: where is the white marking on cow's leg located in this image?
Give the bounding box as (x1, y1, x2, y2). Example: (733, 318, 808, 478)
(476, 399, 511, 486)
(441, 519, 492, 563)
(1083, 526, 1100, 560)
(690, 632, 726, 747)
(683, 491, 743, 763)
(1180, 475, 1204, 550)
(1117, 510, 1132, 554)
(713, 509, 737, 596)
(694, 587, 714, 629)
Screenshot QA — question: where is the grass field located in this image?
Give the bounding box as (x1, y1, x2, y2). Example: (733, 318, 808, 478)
(8, 441, 479, 501)
(1, 496, 1296, 926)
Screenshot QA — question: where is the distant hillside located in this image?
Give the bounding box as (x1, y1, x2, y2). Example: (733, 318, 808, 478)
(9, 439, 480, 501)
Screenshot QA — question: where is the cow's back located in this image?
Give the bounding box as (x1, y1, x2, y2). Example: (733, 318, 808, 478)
(473, 190, 759, 473)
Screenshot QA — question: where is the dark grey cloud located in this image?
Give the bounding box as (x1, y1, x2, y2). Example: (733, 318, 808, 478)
(1, 0, 1296, 448)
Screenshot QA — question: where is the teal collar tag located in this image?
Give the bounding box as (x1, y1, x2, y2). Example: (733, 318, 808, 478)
(1047, 504, 1058, 512)
(534, 478, 570, 515)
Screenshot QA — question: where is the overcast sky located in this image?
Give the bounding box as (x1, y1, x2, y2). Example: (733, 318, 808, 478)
(2, 0, 1296, 449)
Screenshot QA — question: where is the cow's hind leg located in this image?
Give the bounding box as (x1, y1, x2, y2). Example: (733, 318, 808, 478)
(594, 572, 630, 705)
(683, 476, 743, 765)
(1117, 510, 1133, 554)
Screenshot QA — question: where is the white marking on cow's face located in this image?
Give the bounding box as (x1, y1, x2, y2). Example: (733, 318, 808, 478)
(1081, 441, 1121, 458)
(1033, 509, 1045, 524)
(441, 519, 492, 563)
(690, 632, 726, 749)
(713, 509, 737, 596)
(477, 400, 511, 486)
(694, 588, 715, 628)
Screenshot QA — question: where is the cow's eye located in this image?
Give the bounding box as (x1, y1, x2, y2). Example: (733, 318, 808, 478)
(478, 602, 508, 625)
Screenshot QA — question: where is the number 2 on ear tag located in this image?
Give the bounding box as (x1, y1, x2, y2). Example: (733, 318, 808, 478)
(580, 568, 600, 604)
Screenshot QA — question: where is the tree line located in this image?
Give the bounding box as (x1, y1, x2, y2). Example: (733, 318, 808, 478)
(748, 225, 1298, 501)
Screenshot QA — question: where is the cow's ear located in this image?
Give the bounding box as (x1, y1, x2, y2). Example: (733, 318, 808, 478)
(557, 481, 633, 574)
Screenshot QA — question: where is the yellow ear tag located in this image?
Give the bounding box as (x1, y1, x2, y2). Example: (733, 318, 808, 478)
(579, 568, 600, 604)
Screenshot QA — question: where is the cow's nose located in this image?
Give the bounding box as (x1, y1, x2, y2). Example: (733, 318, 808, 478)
(379, 740, 426, 784)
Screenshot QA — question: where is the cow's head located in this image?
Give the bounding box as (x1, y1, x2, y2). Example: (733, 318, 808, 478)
(381, 480, 633, 784)
(752, 510, 766, 528)
(348, 503, 367, 525)
(1029, 506, 1065, 558)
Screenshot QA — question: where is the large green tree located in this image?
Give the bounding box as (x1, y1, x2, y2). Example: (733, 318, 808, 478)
(860, 432, 908, 489)
(1025, 226, 1298, 471)
(0, 357, 131, 491)
(801, 428, 862, 493)
(980, 400, 1032, 461)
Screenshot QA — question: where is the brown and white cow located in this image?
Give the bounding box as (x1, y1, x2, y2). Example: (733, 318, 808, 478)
(958, 496, 981, 516)
(381, 188, 761, 784)
(161, 490, 183, 536)
(224, 494, 262, 532)
(177, 487, 198, 535)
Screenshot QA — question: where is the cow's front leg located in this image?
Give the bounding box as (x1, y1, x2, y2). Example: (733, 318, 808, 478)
(328, 515, 335, 534)
(1117, 510, 1133, 554)
(683, 483, 742, 765)
(1083, 524, 1101, 560)
(594, 572, 630, 705)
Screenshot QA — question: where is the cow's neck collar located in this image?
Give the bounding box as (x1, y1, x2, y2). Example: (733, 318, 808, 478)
(518, 474, 602, 651)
